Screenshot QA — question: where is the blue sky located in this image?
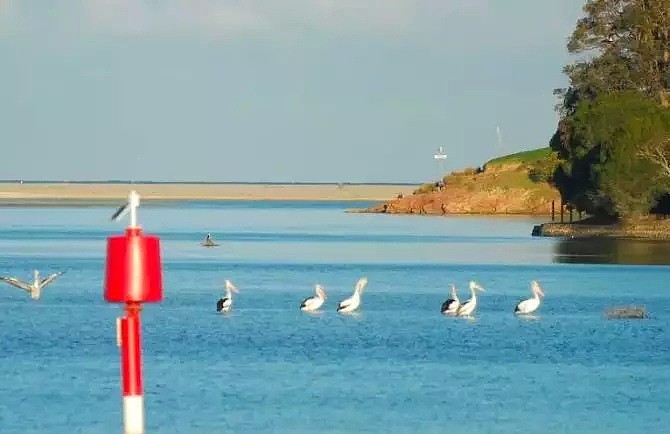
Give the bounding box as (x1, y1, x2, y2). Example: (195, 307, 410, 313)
(0, 1, 586, 183)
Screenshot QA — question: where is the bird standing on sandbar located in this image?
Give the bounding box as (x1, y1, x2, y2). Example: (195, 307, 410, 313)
(0, 269, 64, 300)
(202, 233, 219, 247)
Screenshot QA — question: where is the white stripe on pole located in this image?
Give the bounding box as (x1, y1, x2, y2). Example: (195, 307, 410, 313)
(123, 395, 144, 434)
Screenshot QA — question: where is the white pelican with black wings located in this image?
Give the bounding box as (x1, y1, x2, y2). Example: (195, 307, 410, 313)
(455, 280, 485, 317)
(216, 279, 239, 314)
(337, 277, 368, 314)
(514, 280, 545, 315)
(0, 269, 64, 300)
(300, 284, 327, 312)
(440, 284, 460, 315)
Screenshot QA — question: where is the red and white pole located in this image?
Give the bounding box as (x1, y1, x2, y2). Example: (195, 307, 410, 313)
(105, 191, 163, 434)
(120, 303, 144, 433)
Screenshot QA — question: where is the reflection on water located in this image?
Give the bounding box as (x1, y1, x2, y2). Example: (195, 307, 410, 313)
(553, 237, 670, 265)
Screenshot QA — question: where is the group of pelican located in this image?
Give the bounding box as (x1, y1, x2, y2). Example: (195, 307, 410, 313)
(0, 269, 64, 300)
(216, 277, 369, 314)
(440, 280, 545, 317)
(215, 277, 545, 317)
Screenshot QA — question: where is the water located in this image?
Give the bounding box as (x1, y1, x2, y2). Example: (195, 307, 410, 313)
(0, 201, 669, 433)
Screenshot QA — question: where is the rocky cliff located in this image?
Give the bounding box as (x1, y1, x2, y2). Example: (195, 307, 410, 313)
(354, 148, 561, 216)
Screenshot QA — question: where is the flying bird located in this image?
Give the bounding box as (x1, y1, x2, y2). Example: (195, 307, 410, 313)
(0, 269, 64, 300)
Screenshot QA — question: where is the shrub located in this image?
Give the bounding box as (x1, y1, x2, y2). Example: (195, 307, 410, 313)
(413, 183, 438, 195)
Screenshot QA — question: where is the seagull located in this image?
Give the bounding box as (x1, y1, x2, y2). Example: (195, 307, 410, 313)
(0, 269, 64, 300)
(337, 277, 368, 314)
(455, 281, 485, 317)
(216, 279, 239, 314)
(514, 280, 545, 315)
(440, 284, 460, 315)
(300, 284, 327, 312)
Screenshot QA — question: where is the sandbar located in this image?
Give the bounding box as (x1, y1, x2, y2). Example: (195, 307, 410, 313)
(0, 182, 416, 205)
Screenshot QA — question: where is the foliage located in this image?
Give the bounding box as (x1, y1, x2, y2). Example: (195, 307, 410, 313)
(413, 183, 438, 195)
(550, 0, 670, 219)
(485, 147, 554, 167)
(562, 91, 670, 217)
(528, 151, 561, 183)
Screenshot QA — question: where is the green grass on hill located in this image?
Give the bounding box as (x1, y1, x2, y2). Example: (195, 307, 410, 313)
(484, 147, 554, 167)
(414, 147, 559, 195)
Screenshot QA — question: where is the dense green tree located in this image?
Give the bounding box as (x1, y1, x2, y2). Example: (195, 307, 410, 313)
(550, 0, 670, 219)
(569, 92, 670, 218)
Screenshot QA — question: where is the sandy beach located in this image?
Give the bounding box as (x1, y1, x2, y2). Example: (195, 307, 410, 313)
(0, 182, 416, 205)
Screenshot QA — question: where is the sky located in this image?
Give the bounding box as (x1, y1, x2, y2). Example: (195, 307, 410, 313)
(0, 0, 587, 183)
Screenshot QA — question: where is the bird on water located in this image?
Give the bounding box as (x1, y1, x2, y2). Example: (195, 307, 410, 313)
(337, 277, 368, 314)
(514, 280, 545, 315)
(455, 281, 485, 317)
(440, 283, 460, 315)
(216, 279, 239, 313)
(300, 284, 327, 312)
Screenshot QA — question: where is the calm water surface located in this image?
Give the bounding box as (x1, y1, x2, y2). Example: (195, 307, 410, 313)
(0, 201, 669, 434)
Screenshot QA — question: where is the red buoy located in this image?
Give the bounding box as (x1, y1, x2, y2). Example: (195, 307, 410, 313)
(104, 191, 162, 434)
(105, 227, 163, 303)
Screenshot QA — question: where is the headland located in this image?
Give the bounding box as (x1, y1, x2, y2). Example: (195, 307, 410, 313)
(352, 148, 561, 216)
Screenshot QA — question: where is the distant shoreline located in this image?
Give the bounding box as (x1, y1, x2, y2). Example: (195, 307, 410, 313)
(0, 182, 416, 205)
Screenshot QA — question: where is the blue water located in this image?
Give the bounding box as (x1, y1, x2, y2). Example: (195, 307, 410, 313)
(1, 201, 669, 433)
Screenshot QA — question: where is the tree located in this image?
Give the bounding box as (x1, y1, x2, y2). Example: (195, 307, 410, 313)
(550, 0, 670, 218)
(569, 91, 670, 218)
(637, 136, 670, 179)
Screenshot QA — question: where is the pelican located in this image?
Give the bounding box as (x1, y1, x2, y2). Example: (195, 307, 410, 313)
(455, 280, 485, 317)
(216, 279, 239, 313)
(514, 280, 545, 315)
(440, 284, 460, 315)
(0, 269, 64, 300)
(300, 284, 327, 312)
(336, 277, 368, 314)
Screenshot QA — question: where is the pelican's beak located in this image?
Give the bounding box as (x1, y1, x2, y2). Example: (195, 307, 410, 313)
(477, 284, 485, 292)
(226, 280, 239, 293)
(536, 285, 545, 297)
